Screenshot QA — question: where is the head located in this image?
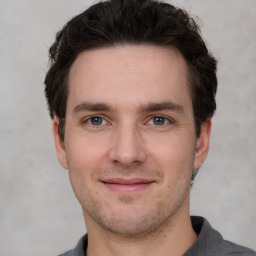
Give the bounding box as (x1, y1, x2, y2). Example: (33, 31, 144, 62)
(44, 0, 217, 237)
(45, 0, 217, 141)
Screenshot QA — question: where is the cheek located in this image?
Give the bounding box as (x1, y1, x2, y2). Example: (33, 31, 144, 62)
(65, 131, 110, 175)
(146, 133, 195, 191)
(65, 134, 107, 202)
(148, 135, 195, 168)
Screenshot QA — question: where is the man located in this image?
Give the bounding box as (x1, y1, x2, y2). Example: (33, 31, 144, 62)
(44, 0, 255, 255)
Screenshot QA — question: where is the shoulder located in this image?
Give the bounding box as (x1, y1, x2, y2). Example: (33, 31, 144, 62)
(220, 240, 256, 255)
(58, 235, 87, 256)
(186, 216, 256, 256)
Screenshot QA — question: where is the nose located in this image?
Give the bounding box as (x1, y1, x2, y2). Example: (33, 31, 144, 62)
(108, 123, 147, 167)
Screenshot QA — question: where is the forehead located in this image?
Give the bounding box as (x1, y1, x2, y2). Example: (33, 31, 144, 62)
(67, 45, 191, 112)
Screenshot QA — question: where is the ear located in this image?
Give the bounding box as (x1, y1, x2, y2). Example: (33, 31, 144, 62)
(193, 119, 211, 170)
(52, 116, 68, 169)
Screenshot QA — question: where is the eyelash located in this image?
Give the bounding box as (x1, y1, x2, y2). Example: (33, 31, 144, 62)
(82, 116, 108, 126)
(146, 116, 173, 126)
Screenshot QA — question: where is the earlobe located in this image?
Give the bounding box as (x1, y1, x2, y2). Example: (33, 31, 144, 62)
(52, 116, 68, 169)
(193, 119, 211, 170)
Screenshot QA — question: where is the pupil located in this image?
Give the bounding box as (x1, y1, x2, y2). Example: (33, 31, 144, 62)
(91, 117, 102, 125)
(154, 116, 164, 125)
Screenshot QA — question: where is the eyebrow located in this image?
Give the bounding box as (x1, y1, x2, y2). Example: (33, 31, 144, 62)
(73, 102, 114, 113)
(73, 101, 184, 115)
(139, 101, 184, 114)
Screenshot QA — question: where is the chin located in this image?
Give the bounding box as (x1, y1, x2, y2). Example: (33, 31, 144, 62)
(85, 199, 180, 237)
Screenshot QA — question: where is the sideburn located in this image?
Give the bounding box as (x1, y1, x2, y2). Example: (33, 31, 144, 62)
(58, 118, 65, 142)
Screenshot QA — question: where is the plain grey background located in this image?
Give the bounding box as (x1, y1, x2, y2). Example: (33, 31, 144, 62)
(0, 0, 255, 255)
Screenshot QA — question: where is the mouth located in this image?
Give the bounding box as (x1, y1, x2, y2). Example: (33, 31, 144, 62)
(101, 178, 155, 193)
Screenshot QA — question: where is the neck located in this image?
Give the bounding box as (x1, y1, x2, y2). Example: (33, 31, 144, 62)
(85, 198, 197, 256)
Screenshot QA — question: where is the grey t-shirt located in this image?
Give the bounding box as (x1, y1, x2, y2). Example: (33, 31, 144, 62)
(59, 216, 256, 256)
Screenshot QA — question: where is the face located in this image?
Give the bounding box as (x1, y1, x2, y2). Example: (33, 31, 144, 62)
(53, 45, 211, 236)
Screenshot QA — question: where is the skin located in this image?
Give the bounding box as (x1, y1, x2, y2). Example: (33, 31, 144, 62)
(53, 45, 211, 256)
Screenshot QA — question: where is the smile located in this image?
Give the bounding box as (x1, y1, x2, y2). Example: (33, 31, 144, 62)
(101, 178, 155, 193)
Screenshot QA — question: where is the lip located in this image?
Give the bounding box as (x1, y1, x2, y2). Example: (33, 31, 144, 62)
(101, 178, 155, 193)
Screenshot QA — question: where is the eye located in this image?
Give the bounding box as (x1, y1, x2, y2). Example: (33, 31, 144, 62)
(84, 116, 107, 126)
(147, 116, 171, 126)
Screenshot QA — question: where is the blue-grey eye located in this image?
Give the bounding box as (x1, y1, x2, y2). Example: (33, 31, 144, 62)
(152, 116, 167, 125)
(89, 116, 104, 125)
